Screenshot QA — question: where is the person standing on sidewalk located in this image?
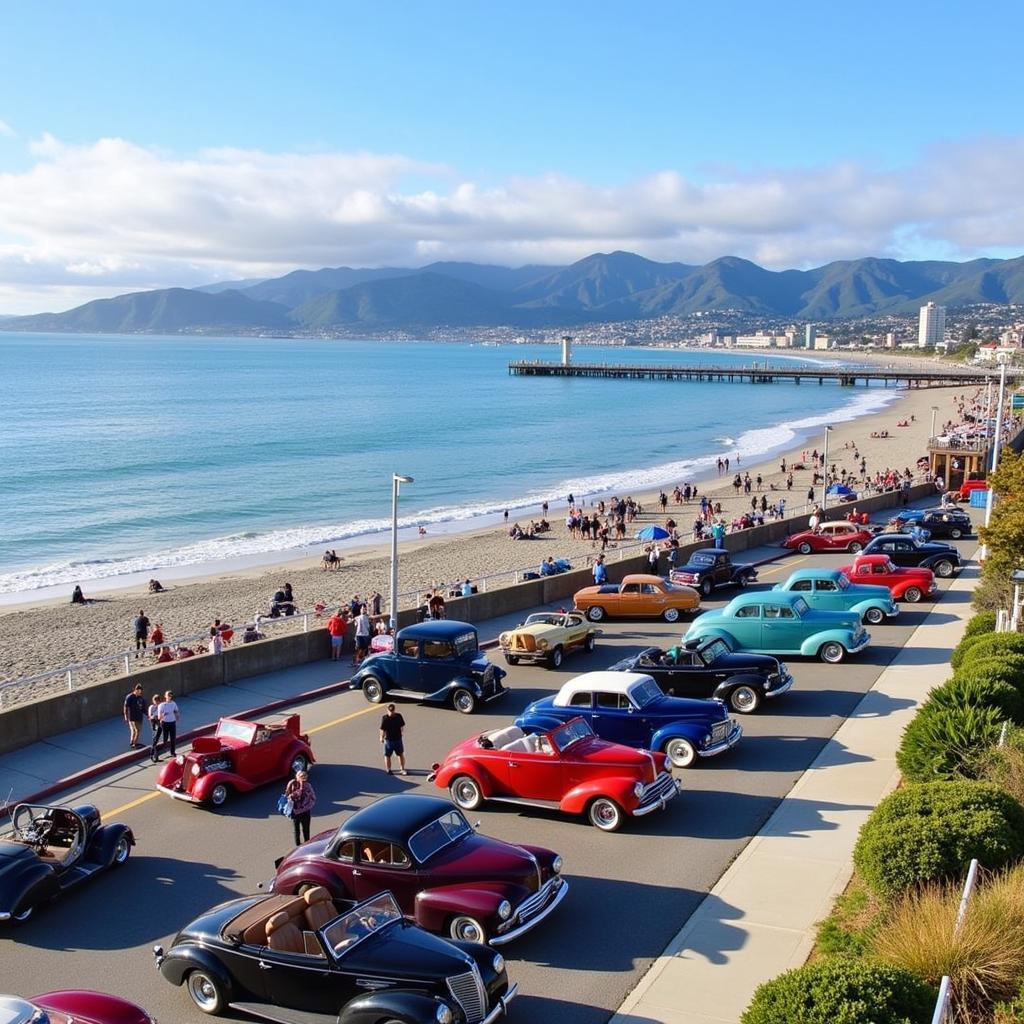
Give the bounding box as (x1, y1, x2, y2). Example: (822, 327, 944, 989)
(326, 607, 347, 661)
(353, 605, 371, 666)
(593, 554, 607, 585)
(133, 609, 150, 658)
(380, 704, 407, 775)
(152, 690, 180, 762)
(123, 683, 146, 749)
(285, 769, 316, 845)
(147, 692, 162, 749)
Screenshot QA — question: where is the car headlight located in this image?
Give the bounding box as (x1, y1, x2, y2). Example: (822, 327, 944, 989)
(175, 754, 185, 766)
(492, 952, 505, 974)
(191, 762, 201, 776)
(634, 782, 645, 798)
(537, 638, 549, 650)
(435, 1003, 454, 1024)
(704, 734, 712, 744)
(497, 899, 512, 920)
(552, 855, 563, 874)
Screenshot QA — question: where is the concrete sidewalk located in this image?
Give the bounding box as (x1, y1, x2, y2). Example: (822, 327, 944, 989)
(611, 563, 976, 1024)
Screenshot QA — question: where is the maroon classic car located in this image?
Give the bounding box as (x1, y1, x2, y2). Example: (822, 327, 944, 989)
(429, 718, 681, 832)
(269, 794, 566, 945)
(155, 713, 314, 808)
(0, 991, 154, 1024)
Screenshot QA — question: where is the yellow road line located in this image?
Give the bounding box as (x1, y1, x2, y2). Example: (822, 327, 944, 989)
(757, 555, 808, 576)
(107, 790, 161, 817)
(307, 703, 378, 735)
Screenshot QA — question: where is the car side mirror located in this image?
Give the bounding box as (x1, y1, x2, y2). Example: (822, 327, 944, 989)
(472, 820, 481, 830)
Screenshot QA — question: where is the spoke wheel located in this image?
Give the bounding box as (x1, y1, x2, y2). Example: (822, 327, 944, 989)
(798, 541, 813, 555)
(663, 607, 680, 623)
(449, 915, 488, 943)
(588, 797, 624, 832)
(450, 775, 483, 810)
(848, 541, 863, 553)
(209, 783, 230, 808)
(113, 835, 131, 864)
(934, 560, 955, 578)
(187, 970, 228, 1015)
(950, 528, 963, 539)
(903, 586, 923, 604)
(665, 737, 697, 768)
(453, 688, 476, 714)
(586, 606, 605, 622)
(819, 641, 846, 664)
(362, 677, 384, 703)
(730, 685, 761, 714)
(548, 646, 563, 669)
(864, 606, 885, 625)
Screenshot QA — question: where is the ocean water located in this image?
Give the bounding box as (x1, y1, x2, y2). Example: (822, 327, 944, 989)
(0, 334, 901, 596)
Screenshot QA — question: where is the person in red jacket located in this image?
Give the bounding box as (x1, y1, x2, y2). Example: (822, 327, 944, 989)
(326, 608, 347, 661)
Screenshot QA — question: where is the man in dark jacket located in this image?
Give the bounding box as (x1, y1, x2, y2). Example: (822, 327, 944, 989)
(123, 683, 146, 749)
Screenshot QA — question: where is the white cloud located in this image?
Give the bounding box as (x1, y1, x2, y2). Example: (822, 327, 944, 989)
(0, 134, 1023, 314)
(0, 119, 14, 138)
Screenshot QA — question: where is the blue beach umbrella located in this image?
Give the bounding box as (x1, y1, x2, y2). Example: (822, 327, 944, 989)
(636, 525, 670, 541)
(826, 483, 856, 497)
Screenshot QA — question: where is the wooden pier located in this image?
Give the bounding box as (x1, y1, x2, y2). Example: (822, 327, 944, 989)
(508, 361, 998, 389)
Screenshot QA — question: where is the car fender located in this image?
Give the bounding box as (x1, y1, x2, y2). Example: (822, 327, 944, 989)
(353, 660, 394, 688)
(649, 721, 707, 751)
(280, 738, 316, 770)
(157, 943, 235, 992)
(850, 598, 888, 618)
(273, 863, 350, 900)
(33, 991, 152, 1024)
(155, 757, 186, 789)
(433, 759, 493, 795)
(514, 712, 565, 734)
(0, 859, 58, 916)
(86, 823, 135, 866)
(560, 776, 641, 816)
(731, 567, 757, 584)
(683, 627, 737, 648)
(711, 673, 766, 701)
(799, 630, 855, 657)
(192, 769, 257, 800)
(414, 881, 529, 933)
(340, 989, 456, 1024)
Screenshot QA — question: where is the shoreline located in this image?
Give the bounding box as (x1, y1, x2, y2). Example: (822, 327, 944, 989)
(0, 381, 967, 686)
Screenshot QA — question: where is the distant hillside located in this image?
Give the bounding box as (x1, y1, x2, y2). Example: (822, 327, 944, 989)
(6, 288, 293, 334)
(6, 251, 1024, 336)
(195, 277, 268, 293)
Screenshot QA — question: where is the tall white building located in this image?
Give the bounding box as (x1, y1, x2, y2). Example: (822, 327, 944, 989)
(918, 302, 946, 349)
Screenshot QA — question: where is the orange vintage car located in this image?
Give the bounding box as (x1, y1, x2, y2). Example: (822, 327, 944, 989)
(573, 573, 701, 623)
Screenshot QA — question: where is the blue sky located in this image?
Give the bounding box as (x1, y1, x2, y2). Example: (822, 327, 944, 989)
(1, 1, 1023, 312)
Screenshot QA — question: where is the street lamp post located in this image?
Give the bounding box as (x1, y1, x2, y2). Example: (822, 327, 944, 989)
(981, 355, 1008, 560)
(820, 426, 834, 511)
(930, 405, 939, 440)
(390, 474, 414, 632)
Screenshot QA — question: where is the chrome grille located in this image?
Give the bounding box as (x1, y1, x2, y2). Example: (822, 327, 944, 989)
(711, 720, 730, 743)
(515, 876, 561, 921)
(637, 771, 677, 809)
(447, 966, 487, 1023)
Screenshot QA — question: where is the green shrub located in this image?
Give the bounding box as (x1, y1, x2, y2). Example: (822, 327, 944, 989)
(896, 702, 1007, 781)
(963, 610, 998, 640)
(853, 781, 1024, 900)
(814, 875, 881, 959)
(959, 634, 1024, 672)
(930, 676, 1024, 723)
(741, 957, 935, 1024)
(961, 656, 1024, 696)
(980, 735, 1024, 808)
(952, 632, 988, 671)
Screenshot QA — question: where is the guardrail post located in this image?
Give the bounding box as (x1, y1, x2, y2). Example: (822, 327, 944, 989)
(66, 668, 74, 692)
(124, 654, 131, 676)
(931, 976, 951, 1024)
(955, 859, 979, 934)
(302, 613, 309, 633)
(481, 578, 487, 592)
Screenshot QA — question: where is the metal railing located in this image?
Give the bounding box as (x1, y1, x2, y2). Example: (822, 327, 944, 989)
(931, 858, 980, 1024)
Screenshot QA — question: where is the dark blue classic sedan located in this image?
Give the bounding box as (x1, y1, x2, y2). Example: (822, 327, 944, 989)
(352, 621, 506, 714)
(515, 671, 741, 769)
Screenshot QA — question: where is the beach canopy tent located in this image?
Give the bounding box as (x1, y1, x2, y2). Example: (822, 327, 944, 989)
(636, 525, 670, 540)
(826, 484, 856, 497)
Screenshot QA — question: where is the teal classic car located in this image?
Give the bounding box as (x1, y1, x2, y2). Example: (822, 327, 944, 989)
(772, 568, 898, 626)
(683, 591, 870, 663)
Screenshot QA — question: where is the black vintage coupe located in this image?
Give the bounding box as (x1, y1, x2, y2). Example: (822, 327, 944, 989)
(608, 636, 793, 714)
(0, 803, 134, 923)
(862, 534, 962, 578)
(155, 889, 517, 1024)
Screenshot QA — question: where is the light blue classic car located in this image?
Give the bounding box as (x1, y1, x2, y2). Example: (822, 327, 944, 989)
(772, 568, 898, 625)
(683, 591, 870, 663)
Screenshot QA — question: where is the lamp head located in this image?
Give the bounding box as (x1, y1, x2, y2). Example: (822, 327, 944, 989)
(393, 474, 414, 484)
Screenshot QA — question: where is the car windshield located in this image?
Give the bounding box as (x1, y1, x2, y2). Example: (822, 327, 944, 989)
(321, 892, 403, 957)
(453, 631, 478, 656)
(551, 718, 595, 751)
(791, 597, 809, 616)
(629, 678, 663, 708)
(525, 614, 559, 626)
(836, 574, 851, 590)
(699, 638, 731, 665)
(216, 719, 256, 742)
(885, 560, 898, 573)
(408, 810, 472, 862)
(693, 553, 715, 566)
(661, 580, 689, 592)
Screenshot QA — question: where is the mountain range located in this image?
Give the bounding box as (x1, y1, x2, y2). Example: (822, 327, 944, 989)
(6, 251, 1024, 335)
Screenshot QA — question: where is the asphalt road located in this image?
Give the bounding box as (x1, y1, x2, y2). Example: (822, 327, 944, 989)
(0, 541, 973, 1024)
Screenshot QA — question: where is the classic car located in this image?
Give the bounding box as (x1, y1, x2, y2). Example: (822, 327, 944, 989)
(907, 509, 974, 540)
(0, 803, 134, 923)
(862, 534, 962, 577)
(772, 567, 898, 625)
(269, 794, 566, 945)
(429, 717, 681, 831)
(781, 521, 876, 554)
(607, 637, 793, 714)
(155, 889, 517, 1023)
(0, 991, 154, 1024)
(668, 548, 758, 596)
(838, 554, 938, 603)
(352, 620, 506, 714)
(958, 478, 988, 501)
(516, 671, 741, 768)
(156, 713, 314, 808)
(684, 591, 870, 663)
(573, 573, 700, 623)
(498, 610, 599, 668)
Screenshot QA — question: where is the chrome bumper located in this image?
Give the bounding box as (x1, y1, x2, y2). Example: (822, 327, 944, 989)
(0, 912, 10, 921)
(491, 878, 569, 946)
(633, 777, 683, 817)
(885, 604, 900, 618)
(699, 721, 743, 758)
(481, 982, 519, 1023)
(765, 673, 794, 699)
(848, 631, 871, 653)
(156, 783, 201, 804)
(482, 687, 508, 703)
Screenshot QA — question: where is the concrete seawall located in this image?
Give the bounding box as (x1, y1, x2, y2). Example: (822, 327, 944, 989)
(0, 484, 934, 755)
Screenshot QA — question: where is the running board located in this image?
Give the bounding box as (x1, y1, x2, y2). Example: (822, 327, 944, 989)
(230, 1002, 336, 1024)
(489, 796, 562, 811)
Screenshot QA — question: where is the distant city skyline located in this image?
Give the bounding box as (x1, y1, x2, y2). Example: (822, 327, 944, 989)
(2, 1, 1024, 314)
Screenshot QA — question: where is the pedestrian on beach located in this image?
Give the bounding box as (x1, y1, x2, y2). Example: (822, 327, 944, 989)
(285, 769, 316, 845)
(152, 690, 180, 762)
(123, 683, 146, 749)
(133, 609, 150, 658)
(807, 486, 815, 503)
(71, 585, 86, 604)
(593, 554, 607, 585)
(380, 704, 407, 774)
(370, 591, 382, 616)
(327, 608, 347, 660)
(353, 605, 371, 665)
(349, 594, 361, 619)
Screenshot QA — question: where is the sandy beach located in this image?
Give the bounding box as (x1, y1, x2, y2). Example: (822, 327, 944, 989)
(1, 368, 978, 691)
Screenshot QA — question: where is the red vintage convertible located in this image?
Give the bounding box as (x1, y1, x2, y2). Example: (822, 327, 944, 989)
(429, 718, 681, 832)
(837, 554, 938, 603)
(156, 713, 314, 808)
(782, 521, 876, 554)
(269, 794, 567, 945)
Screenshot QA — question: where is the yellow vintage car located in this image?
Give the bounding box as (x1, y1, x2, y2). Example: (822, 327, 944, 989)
(498, 610, 600, 669)
(573, 573, 701, 623)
